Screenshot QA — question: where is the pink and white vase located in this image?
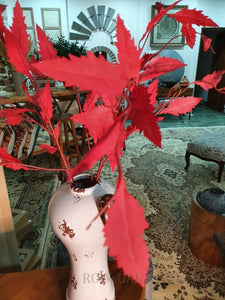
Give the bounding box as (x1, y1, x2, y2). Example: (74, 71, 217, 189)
(48, 173, 115, 300)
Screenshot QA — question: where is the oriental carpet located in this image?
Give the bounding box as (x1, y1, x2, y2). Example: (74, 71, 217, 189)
(5, 126, 225, 300)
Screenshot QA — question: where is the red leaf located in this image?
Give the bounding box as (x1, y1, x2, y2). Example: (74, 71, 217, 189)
(0, 4, 6, 40)
(148, 78, 158, 106)
(155, 2, 164, 12)
(23, 85, 44, 107)
(5, 31, 30, 77)
(0, 147, 27, 170)
(21, 82, 52, 125)
(201, 35, 215, 53)
(38, 81, 53, 124)
(36, 25, 58, 60)
(24, 83, 53, 124)
(128, 85, 161, 148)
(116, 15, 141, 80)
(11, 1, 30, 56)
(4, 1, 30, 76)
(54, 123, 59, 140)
(39, 144, 57, 154)
(139, 56, 186, 83)
(68, 117, 126, 180)
(160, 96, 202, 116)
(33, 52, 126, 99)
(104, 174, 149, 286)
(0, 108, 31, 125)
(181, 24, 196, 49)
(170, 7, 218, 27)
(195, 71, 225, 90)
(71, 104, 114, 143)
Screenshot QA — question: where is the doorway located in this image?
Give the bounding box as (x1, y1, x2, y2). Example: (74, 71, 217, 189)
(195, 27, 225, 112)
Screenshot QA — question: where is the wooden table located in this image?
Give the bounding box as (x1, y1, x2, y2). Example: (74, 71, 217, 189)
(0, 89, 89, 106)
(0, 261, 145, 300)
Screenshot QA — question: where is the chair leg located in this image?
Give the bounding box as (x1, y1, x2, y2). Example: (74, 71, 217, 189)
(185, 151, 190, 171)
(217, 162, 224, 183)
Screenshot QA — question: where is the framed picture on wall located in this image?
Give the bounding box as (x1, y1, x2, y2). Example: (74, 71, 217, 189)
(22, 8, 36, 45)
(150, 5, 187, 48)
(41, 8, 62, 41)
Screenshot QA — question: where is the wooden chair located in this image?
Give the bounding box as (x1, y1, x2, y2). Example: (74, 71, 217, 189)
(50, 113, 82, 168)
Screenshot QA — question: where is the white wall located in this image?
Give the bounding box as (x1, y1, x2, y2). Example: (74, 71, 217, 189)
(4, 0, 225, 84)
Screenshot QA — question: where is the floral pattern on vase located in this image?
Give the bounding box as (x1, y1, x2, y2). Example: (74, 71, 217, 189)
(48, 173, 115, 300)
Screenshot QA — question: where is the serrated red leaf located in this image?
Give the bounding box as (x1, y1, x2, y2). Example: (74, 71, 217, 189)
(39, 144, 57, 154)
(4, 1, 30, 76)
(148, 78, 158, 106)
(83, 91, 115, 113)
(195, 71, 225, 90)
(0, 147, 27, 170)
(155, 2, 164, 12)
(170, 7, 218, 27)
(160, 96, 202, 116)
(139, 56, 186, 83)
(11, 1, 30, 56)
(5, 30, 30, 77)
(116, 15, 141, 80)
(36, 25, 58, 60)
(33, 52, 126, 99)
(104, 174, 149, 286)
(0, 108, 31, 125)
(0, 4, 6, 40)
(23, 85, 43, 107)
(38, 81, 53, 124)
(128, 85, 161, 147)
(71, 104, 114, 143)
(68, 117, 126, 179)
(181, 23, 196, 49)
(202, 35, 215, 54)
(201, 35, 214, 53)
(54, 123, 59, 140)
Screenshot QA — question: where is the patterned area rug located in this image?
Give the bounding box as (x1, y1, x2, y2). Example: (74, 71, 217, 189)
(122, 127, 225, 300)
(5, 126, 225, 299)
(4, 154, 59, 265)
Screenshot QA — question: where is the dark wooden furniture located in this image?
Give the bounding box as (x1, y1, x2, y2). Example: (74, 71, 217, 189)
(0, 261, 145, 300)
(0, 89, 89, 106)
(206, 30, 225, 112)
(189, 192, 225, 267)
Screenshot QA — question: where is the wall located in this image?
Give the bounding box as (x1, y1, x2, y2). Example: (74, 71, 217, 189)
(3, 0, 225, 85)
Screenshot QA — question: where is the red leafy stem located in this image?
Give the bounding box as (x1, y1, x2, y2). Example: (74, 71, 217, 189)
(2, 162, 65, 172)
(73, 85, 95, 180)
(0, 95, 71, 176)
(94, 80, 134, 182)
(140, 34, 185, 68)
(154, 78, 225, 117)
(86, 101, 131, 230)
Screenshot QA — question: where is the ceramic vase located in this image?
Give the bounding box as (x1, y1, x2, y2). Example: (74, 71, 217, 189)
(48, 173, 115, 300)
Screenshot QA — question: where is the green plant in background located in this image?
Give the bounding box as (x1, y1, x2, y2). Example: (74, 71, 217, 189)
(51, 35, 86, 58)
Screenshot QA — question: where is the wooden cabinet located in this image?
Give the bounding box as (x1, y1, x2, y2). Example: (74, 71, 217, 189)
(0, 261, 145, 300)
